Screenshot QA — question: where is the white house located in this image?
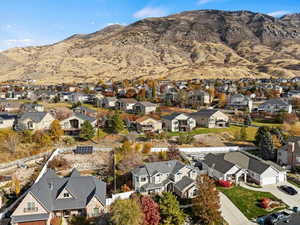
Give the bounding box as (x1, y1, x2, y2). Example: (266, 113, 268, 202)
(258, 98, 292, 114)
(162, 112, 196, 132)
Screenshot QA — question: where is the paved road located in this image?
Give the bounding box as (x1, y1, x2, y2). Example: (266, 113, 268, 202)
(242, 182, 300, 208)
(219, 192, 256, 225)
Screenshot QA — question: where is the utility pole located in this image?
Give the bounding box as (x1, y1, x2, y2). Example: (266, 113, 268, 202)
(114, 150, 117, 193)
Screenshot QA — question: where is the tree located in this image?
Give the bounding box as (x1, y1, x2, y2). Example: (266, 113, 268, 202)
(259, 131, 275, 160)
(218, 93, 227, 108)
(69, 216, 91, 225)
(254, 126, 270, 146)
(50, 120, 64, 141)
(0, 130, 19, 153)
(140, 196, 160, 225)
(244, 114, 252, 126)
(239, 126, 247, 141)
(167, 146, 182, 161)
(111, 112, 125, 133)
(79, 120, 95, 140)
(193, 175, 224, 225)
(110, 198, 144, 225)
(176, 133, 195, 145)
(159, 192, 186, 225)
(32, 131, 52, 147)
(14, 175, 21, 196)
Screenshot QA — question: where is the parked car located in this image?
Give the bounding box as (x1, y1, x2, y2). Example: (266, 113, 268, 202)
(279, 185, 298, 195)
(263, 211, 291, 225)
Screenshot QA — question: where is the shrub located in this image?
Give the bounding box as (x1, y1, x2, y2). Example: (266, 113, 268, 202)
(47, 156, 70, 170)
(143, 143, 153, 154)
(62, 136, 75, 145)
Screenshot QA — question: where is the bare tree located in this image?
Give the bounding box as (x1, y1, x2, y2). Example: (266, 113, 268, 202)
(0, 132, 19, 154)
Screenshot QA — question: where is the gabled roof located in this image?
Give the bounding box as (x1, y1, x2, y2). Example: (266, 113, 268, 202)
(190, 109, 220, 118)
(118, 98, 137, 104)
(203, 154, 236, 174)
(135, 101, 157, 107)
(23, 169, 106, 212)
(72, 113, 97, 122)
(259, 98, 289, 107)
(174, 176, 195, 192)
(161, 112, 188, 121)
(132, 160, 186, 177)
(19, 112, 49, 123)
(12, 213, 50, 223)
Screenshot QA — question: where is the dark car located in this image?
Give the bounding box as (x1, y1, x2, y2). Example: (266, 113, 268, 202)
(279, 185, 298, 195)
(264, 212, 291, 225)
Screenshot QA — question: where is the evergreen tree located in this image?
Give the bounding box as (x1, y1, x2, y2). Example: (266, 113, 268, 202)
(259, 131, 275, 160)
(193, 175, 225, 225)
(240, 126, 247, 141)
(159, 192, 186, 225)
(79, 120, 95, 140)
(244, 114, 252, 126)
(254, 126, 270, 146)
(49, 120, 64, 141)
(111, 112, 125, 133)
(111, 198, 144, 225)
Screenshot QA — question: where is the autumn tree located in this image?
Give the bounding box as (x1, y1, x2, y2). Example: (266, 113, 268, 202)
(50, 120, 64, 141)
(33, 131, 52, 147)
(0, 130, 19, 153)
(13, 175, 21, 196)
(110, 198, 144, 225)
(176, 133, 195, 145)
(140, 196, 160, 225)
(193, 175, 224, 225)
(218, 93, 227, 108)
(159, 192, 186, 225)
(79, 120, 95, 140)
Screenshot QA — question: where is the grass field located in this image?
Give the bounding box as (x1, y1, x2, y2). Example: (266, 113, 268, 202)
(218, 186, 286, 220)
(169, 125, 258, 142)
(252, 121, 282, 128)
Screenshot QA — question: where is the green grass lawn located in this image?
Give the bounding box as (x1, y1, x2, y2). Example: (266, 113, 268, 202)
(218, 186, 286, 220)
(252, 121, 282, 128)
(169, 126, 258, 142)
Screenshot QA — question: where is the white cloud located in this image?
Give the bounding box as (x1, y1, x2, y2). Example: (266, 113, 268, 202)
(267, 10, 290, 17)
(197, 0, 218, 5)
(133, 6, 168, 19)
(105, 22, 126, 26)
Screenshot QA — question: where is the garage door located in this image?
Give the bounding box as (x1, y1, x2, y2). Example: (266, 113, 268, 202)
(19, 220, 46, 225)
(262, 177, 277, 185)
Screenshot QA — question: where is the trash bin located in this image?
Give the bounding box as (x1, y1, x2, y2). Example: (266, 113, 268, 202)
(293, 206, 299, 212)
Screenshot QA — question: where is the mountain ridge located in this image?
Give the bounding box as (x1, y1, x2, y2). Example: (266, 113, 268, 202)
(0, 9, 300, 84)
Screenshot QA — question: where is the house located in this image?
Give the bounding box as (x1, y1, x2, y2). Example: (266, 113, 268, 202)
(227, 94, 253, 112)
(0, 101, 22, 112)
(258, 98, 292, 114)
(202, 151, 286, 186)
(115, 98, 137, 112)
(135, 116, 162, 133)
(10, 169, 106, 225)
(60, 113, 97, 135)
(188, 90, 211, 106)
(16, 112, 55, 131)
(0, 113, 17, 129)
(20, 103, 45, 113)
(73, 106, 97, 118)
(190, 109, 229, 128)
(277, 136, 300, 169)
(102, 97, 117, 109)
(162, 112, 196, 132)
(133, 102, 157, 115)
(132, 160, 198, 198)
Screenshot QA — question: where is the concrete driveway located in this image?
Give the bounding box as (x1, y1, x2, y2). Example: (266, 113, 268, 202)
(219, 192, 256, 225)
(241, 182, 300, 208)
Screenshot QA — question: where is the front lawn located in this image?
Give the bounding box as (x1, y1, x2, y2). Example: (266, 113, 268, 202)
(218, 186, 286, 220)
(252, 121, 282, 128)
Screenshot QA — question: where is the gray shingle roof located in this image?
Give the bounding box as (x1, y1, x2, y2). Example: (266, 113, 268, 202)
(259, 98, 289, 107)
(162, 112, 187, 121)
(74, 113, 96, 122)
(25, 169, 106, 212)
(19, 112, 48, 123)
(190, 109, 219, 118)
(174, 176, 195, 192)
(203, 154, 236, 174)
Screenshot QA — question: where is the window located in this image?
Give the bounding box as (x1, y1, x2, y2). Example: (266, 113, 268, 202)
(141, 177, 146, 182)
(24, 202, 37, 213)
(27, 121, 33, 129)
(92, 207, 99, 217)
(64, 193, 70, 198)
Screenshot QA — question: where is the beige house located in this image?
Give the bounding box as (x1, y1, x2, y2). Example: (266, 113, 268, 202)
(190, 109, 229, 128)
(162, 112, 196, 132)
(133, 102, 157, 115)
(135, 116, 162, 133)
(132, 160, 198, 199)
(60, 113, 97, 135)
(11, 169, 106, 225)
(16, 112, 55, 131)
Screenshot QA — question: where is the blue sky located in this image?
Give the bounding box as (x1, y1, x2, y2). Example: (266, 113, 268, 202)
(0, 0, 299, 50)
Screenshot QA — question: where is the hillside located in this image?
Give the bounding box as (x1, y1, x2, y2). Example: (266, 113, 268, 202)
(0, 10, 300, 84)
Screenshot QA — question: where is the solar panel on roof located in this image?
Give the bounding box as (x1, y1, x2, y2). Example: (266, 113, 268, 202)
(74, 146, 93, 154)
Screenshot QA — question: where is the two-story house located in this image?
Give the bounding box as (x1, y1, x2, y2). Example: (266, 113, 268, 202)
(11, 169, 106, 225)
(227, 94, 253, 112)
(60, 113, 97, 135)
(162, 112, 196, 132)
(135, 116, 162, 133)
(132, 160, 198, 198)
(133, 102, 157, 115)
(277, 136, 300, 169)
(258, 98, 292, 114)
(190, 109, 229, 128)
(188, 90, 211, 106)
(115, 98, 137, 112)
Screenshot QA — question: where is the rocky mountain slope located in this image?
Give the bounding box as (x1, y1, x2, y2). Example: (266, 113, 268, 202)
(0, 10, 300, 84)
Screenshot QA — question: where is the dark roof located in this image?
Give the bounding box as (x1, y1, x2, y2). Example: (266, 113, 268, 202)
(132, 160, 186, 177)
(74, 113, 96, 122)
(19, 112, 49, 123)
(259, 98, 289, 107)
(203, 154, 236, 174)
(0, 113, 17, 121)
(190, 109, 220, 118)
(22, 169, 106, 212)
(174, 176, 195, 192)
(161, 112, 187, 120)
(12, 213, 49, 223)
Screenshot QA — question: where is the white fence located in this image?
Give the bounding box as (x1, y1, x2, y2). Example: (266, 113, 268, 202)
(151, 146, 257, 154)
(106, 191, 135, 206)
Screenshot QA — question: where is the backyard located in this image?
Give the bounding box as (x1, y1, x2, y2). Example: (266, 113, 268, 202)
(218, 186, 286, 220)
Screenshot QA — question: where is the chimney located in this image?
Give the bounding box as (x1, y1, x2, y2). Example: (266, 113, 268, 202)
(287, 142, 295, 167)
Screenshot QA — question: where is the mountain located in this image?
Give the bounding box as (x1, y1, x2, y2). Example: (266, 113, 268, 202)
(0, 10, 300, 84)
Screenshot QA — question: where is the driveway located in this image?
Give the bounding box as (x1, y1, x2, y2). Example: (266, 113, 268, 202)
(241, 182, 300, 208)
(219, 192, 256, 225)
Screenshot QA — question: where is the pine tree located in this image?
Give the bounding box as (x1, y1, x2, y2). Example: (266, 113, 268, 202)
(111, 112, 125, 133)
(79, 120, 95, 140)
(193, 175, 224, 225)
(159, 192, 186, 225)
(240, 126, 247, 141)
(111, 198, 144, 225)
(244, 114, 252, 126)
(254, 126, 270, 146)
(49, 120, 64, 141)
(259, 131, 275, 160)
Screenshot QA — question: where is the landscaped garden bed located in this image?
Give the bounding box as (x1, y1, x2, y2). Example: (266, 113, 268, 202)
(218, 186, 286, 220)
